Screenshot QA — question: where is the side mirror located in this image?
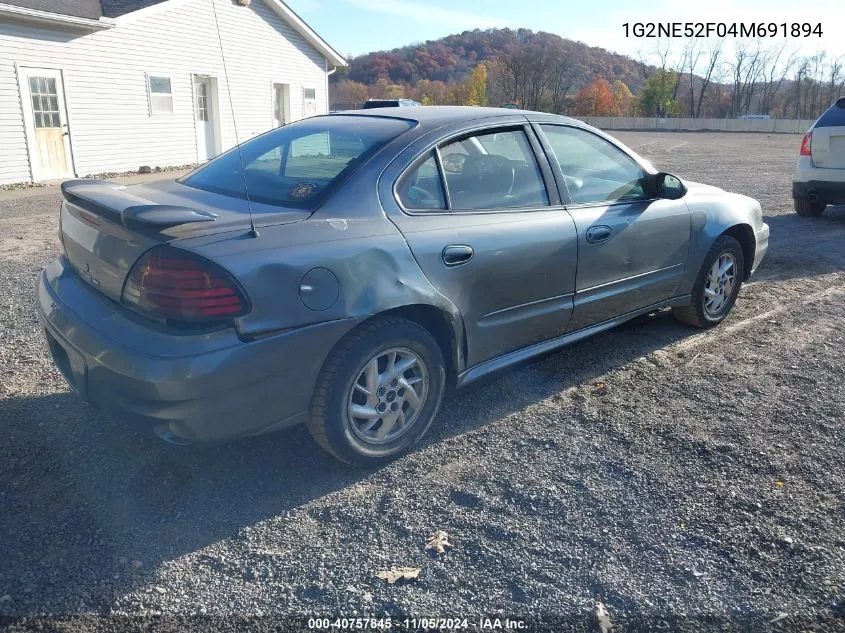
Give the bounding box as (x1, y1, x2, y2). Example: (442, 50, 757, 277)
(655, 172, 687, 199)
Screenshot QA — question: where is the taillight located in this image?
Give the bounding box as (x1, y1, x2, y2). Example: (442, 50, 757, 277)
(122, 245, 249, 325)
(800, 131, 813, 156)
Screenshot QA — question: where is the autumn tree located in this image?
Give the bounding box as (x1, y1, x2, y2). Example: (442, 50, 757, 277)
(412, 79, 451, 105)
(331, 79, 369, 110)
(574, 78, 613, 116)
(370, 78, 407, 100)
(449, 80, 471, 105)
(610, 80, 634, 115)
(638, 69, 680, 116)
(485, 59, 512, 107)
(466, 63, 488, 106)
(548, 55, 576, 114)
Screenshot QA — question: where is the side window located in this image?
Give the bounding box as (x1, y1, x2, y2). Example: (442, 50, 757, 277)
(440, 128, 549, 211)
(398, 151, 447, 211)
(540, 125, 648, 204)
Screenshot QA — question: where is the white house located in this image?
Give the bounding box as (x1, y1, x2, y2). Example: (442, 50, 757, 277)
(0, 0, 346, 185)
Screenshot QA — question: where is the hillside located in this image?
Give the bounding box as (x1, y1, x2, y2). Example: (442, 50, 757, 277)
(329, 28, 840, 119)
(332, 28, 650, 94)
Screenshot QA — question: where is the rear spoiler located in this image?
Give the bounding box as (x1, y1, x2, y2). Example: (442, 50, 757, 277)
(60, 180, 217, 231)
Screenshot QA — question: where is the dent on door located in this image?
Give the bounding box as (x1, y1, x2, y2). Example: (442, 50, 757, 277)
(394, 211, 579, 366)
(567, 198, 691, 331)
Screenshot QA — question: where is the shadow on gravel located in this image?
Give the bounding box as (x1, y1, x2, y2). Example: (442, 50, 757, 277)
(0, 306, 706, 614)
(0, 391, 360, 612)
(751, 206, 845, 284)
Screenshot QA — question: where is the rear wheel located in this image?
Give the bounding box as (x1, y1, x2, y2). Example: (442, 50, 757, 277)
(794, 198, 826, 217)
(308, 316, 446, 466)
(673, 235, 745, 329)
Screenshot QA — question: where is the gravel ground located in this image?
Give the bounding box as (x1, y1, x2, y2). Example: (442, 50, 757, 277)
(0, 164, 199, 192)
(0, 132, 844, 632)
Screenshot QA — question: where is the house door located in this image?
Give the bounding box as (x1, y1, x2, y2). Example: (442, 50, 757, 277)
(194, 77, 217, 161)
(21, 68, 73, 181)
(273, 83, 290, 127)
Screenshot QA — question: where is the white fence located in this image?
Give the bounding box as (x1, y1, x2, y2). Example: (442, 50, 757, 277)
(578, 116, 816, 134)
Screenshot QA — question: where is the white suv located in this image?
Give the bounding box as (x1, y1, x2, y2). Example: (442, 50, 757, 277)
(793, 97, 845, 217)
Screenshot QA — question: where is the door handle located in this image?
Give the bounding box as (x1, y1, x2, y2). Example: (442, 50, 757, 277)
(442, 245, 474, 267)
(586, 225, 612, 244)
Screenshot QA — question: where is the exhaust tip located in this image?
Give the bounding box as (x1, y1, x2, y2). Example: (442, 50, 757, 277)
(154, 422, 194, 446)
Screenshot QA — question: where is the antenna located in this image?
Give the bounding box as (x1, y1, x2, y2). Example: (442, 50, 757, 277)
(211, 0, 259, 238)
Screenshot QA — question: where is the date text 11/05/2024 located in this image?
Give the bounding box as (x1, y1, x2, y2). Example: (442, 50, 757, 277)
(623, 22, 823, 38)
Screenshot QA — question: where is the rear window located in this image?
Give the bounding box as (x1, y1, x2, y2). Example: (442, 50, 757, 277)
(180, 116, 413, 209)
(362, 100, 400, 109)
(815, 101, 845, 128)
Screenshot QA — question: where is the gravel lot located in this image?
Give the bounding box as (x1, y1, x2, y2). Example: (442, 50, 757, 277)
(1, 132, 844, 632)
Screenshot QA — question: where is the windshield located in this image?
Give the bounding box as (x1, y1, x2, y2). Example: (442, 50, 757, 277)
(180, 116, 413, 209)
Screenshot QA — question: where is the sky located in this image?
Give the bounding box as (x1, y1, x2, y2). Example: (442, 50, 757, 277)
(285, 0, 845, 68)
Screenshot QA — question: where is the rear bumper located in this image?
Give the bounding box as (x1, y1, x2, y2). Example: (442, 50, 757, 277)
(792, 180, 845, 204)
(37, 257, 360, 443)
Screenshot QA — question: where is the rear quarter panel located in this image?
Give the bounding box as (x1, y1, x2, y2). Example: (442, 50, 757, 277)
(177, 213, 466, 365)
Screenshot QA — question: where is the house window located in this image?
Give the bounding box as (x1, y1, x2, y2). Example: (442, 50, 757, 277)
(147, 75, 173, 115)
(303, 87, 317, 118)
(29, 77, 61, 128)
(195, 81, 208, 121)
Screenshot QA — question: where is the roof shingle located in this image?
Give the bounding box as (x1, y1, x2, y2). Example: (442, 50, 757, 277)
(99, 0, 167, 18)
(1, 0, 169, 19)
(1, 0, 103, 19)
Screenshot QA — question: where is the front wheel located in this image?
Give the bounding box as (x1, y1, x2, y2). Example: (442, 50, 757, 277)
(308, 316, 446, 466)
(673, 235, 745, 329)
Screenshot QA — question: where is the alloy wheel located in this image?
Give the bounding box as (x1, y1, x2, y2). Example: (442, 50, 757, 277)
(703, 253, 736, 317)
(346, 347, 429, 445)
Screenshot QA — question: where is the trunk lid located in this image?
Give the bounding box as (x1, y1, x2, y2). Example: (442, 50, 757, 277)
(59, 178, 309, 302)
(811, 100, 845, 169)
(811, 126, 845, 169)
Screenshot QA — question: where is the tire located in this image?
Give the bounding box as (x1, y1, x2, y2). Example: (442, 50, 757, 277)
(794, 198, 826, 217)
(673, 235, 745, 329)
(307, 316, 446, 466)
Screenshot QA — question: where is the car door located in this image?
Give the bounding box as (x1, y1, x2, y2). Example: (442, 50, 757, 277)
(386, 124, 579, 368)
(535, 124, 691, 332)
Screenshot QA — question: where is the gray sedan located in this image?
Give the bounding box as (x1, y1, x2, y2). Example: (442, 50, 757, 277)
(38, 107, 770, 464)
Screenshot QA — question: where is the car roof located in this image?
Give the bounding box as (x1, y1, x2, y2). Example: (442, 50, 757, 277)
(328, 105, 581, 130)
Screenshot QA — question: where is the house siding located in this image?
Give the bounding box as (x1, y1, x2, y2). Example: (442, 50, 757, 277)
(0, 0, 330, 184)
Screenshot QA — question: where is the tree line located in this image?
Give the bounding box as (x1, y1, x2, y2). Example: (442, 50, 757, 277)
(331, 32, 843, 120)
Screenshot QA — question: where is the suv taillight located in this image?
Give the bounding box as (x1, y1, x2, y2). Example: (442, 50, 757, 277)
(122, 246, 249, 325)
(800, 131, 813, 156)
